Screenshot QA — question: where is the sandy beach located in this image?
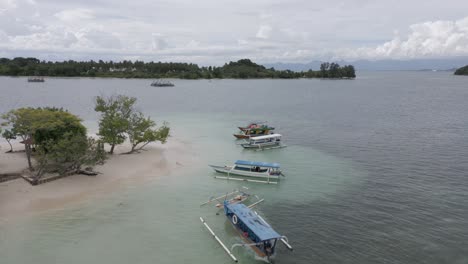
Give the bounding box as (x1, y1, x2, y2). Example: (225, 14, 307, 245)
(0, 139, 195, 220)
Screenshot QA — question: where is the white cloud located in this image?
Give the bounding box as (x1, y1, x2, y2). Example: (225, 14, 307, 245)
(0, 0, 17, 11)
(54, 8, 94, 23)
(256, 25, 272, 39)
(1, 1, 468, 64)
(338, 16, 468, 60)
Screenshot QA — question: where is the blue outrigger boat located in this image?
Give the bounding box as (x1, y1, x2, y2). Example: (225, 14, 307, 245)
(200, 199, 293, 262)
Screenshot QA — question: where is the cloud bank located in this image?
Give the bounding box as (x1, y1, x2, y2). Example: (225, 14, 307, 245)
(1, 0, 468, 64)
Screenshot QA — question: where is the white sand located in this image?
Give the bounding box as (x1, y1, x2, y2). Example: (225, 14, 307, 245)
(0, 139, 195, 220)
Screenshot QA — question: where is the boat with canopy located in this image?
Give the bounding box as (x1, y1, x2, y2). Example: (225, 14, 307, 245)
(209, 160, 283, 181)
(240, 134, 285, 150)
(233, 125, 275, 139)
(200, 198, 293, 262)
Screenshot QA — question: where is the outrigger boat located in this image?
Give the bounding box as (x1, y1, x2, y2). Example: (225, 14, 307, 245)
(200, 188, 254, 209)
(200, 199, 293, 262)
(27, 77, 45, 82)
(238, 122, 272, 132)
(240, 134, 285, 150)
(210, 160, 284, 184)
(233, 125, 275, 139)
(150, 79, 174, 87)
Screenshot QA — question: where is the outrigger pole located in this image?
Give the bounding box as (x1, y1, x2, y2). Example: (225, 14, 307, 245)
(200, 190, 239, 206)
(280, 237, 294, 251)
(214, 176, 278, 185)
(247, 199, 265, 208)
(200, 217, 238, 262)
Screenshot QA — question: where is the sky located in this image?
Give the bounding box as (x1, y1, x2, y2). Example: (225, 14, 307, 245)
(1, 0, 468, 65)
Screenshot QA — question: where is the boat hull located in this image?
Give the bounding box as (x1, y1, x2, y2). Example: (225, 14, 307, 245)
(241, 142, 282, 149)
(210, 165, 280, 179)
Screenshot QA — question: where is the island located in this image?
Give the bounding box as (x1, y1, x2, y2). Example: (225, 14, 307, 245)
(0, 57, 356, 79)
(454, 65, 468, 75)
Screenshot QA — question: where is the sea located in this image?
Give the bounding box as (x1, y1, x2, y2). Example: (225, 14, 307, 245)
(0, 71, 468, 264)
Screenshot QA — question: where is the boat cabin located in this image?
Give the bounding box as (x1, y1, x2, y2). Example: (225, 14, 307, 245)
(247, 134, 282, 144)
(224, 202, 282, 258)
(233, 160, 281, 175)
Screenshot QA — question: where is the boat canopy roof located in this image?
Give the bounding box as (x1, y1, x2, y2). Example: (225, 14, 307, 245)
(235, 160, 280, 168)
(250, 134, 282, 140)
(226, 203, 282, 241)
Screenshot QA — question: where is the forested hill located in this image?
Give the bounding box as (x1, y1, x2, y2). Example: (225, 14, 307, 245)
(454, 65, 468, 75)
(0, 57, 356, 79)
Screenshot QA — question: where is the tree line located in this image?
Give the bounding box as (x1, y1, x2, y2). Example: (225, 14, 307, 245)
(0, 95, 169, 184)
(0, 57, 356, 79)
(454, 65, 468, 75)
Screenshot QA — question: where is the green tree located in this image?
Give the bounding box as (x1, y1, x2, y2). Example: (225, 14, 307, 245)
(454, 65, 468, 75)
(35, 133, 106, 180)
(1, 129, 16, 153)
(94, 95, 136, 154)
(127, 112, 170, 152)
(1, 107, 89, 175)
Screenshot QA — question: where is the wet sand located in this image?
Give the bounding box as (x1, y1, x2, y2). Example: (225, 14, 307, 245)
(0, 139, 194, 220)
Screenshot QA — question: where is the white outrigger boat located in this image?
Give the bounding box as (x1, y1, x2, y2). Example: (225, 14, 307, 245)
(240, 134, 285, 150)
(209, 160, 284, 184)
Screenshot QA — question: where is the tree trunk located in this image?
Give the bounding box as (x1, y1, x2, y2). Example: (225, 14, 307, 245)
(25, 143, 33, 170)
(6, 139, 13, 153)
(110, 144, 115, 154)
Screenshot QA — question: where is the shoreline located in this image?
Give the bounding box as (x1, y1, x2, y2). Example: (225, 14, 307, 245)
(0, 139, 195, 221)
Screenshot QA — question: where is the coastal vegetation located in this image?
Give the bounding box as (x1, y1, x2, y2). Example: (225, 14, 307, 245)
(454, 65, 468, 75)
(0, 57, 356, 79)
(94, 95, 170, 154)
(1, 107, 106, 181)
(0, 95, 169, 183)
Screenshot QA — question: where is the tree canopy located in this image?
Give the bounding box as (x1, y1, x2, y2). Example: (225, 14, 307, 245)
(1, 107, 105, 180)
(95, 95, 170, 154)
(0, 57, 356, 79)
(454, 65, 468, 75)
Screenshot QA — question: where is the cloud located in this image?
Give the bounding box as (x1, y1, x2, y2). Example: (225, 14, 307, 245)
(2, 1, 468, 64)
(338, 16, 468, 60)
(54, 8, 94, 23)
(256, 25, 272, 39)
(0, 0, 17, 12)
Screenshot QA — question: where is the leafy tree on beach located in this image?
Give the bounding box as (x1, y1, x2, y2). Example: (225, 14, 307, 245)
(35, 133, 106, 179)
(94, 95, 136, 154)
(95, 95, 170, 153)
(1, 107, 105, 180)
(1, 129, 16, 153)
(127, 111, 170, 153)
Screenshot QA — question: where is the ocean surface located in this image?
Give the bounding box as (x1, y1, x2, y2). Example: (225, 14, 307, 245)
(1, 72, 468, 264)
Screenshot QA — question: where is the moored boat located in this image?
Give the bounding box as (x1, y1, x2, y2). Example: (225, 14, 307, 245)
(210, 160, 282, 180)
(200, 199, 293, 262)
(233, 125, 275, 139)
(240, 134, 284, 149)
(27, 77, 45, 82)
(238, 122, 271, 132)
(150, 79, 174, 87)
(223, 201, 293, 260)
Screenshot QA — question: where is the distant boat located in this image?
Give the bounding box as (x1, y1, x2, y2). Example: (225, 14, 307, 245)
(233, 125, 275, 139)
(150, 79, 174, 87)
(27, 77, 45, 82)
(238, 121, 268, 131)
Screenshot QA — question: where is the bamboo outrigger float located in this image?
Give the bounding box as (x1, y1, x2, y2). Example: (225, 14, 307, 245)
(200, 197, 293, 262)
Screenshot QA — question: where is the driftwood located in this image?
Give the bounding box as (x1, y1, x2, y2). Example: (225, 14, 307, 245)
(77, 169, 99, 176)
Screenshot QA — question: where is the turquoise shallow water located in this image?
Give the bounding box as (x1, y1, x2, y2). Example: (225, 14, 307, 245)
(1, 72, 468, 263)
